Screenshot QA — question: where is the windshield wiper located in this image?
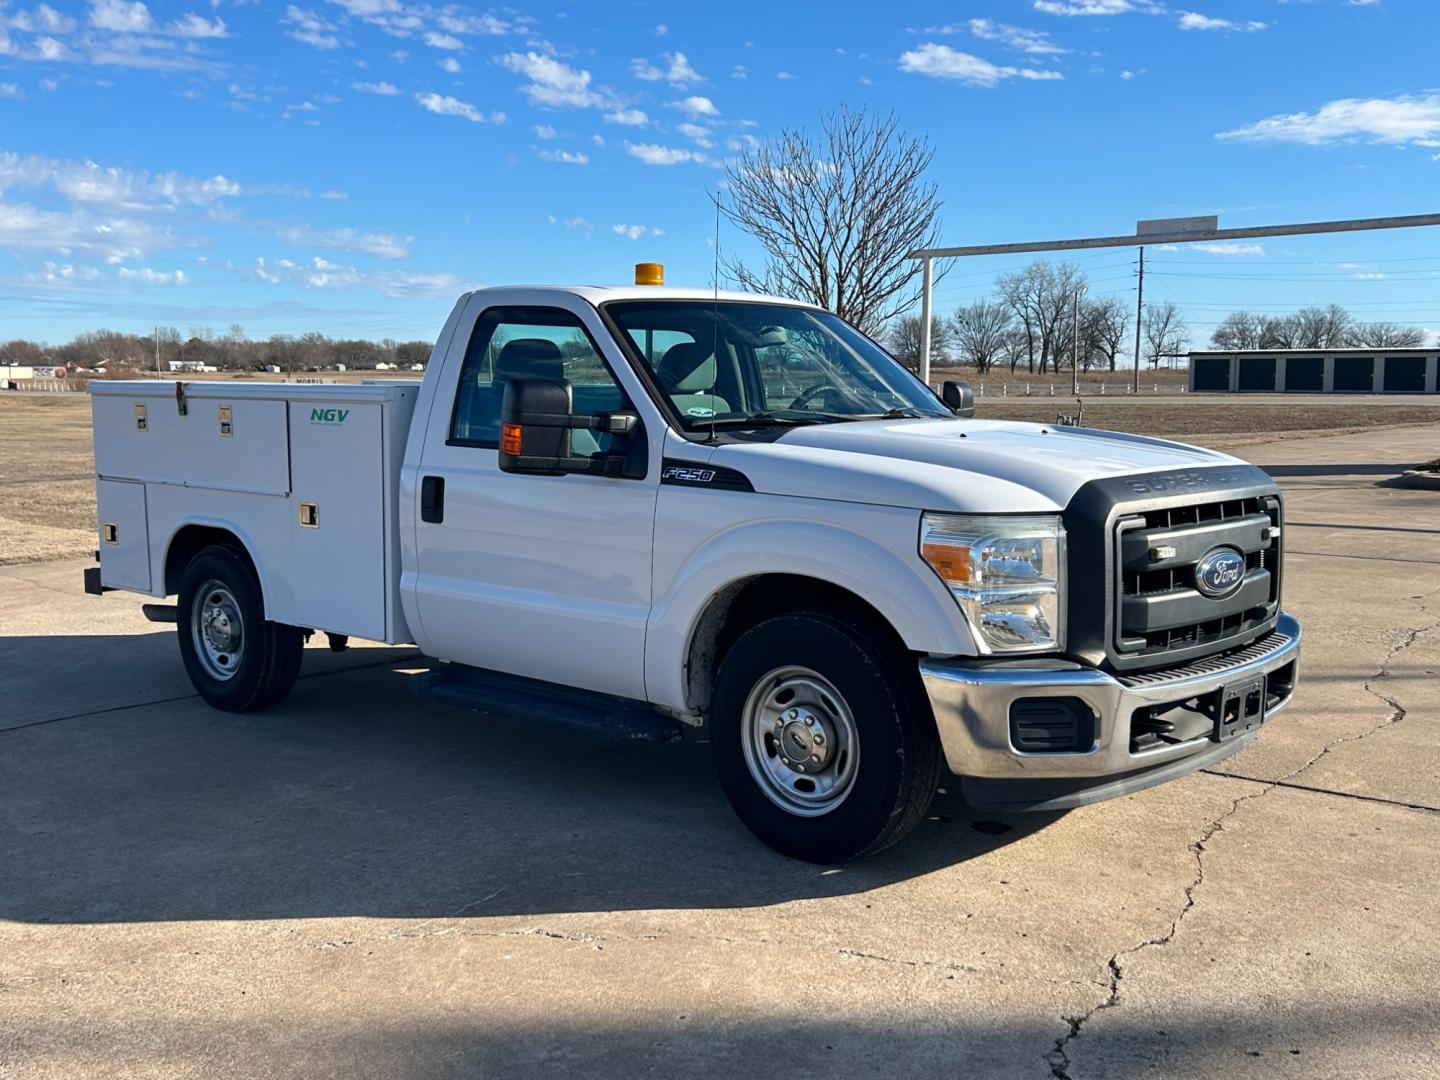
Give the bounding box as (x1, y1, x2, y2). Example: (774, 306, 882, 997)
(698, 411, 834, 429)
(843, 407, 948, 420)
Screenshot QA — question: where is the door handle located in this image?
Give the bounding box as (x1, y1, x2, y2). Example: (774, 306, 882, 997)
(420, 475, 445, 523)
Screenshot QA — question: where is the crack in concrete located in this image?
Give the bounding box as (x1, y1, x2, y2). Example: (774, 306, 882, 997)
(837, 948, 978, 977)
(1046, 590, 1438, 1079)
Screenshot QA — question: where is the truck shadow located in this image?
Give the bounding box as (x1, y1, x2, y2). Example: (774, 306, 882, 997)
(0, 632, 1059, 925)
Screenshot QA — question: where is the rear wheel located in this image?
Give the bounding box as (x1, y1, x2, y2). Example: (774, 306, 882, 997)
(710, 612, 941, 862)
(177, 545, 303, 712)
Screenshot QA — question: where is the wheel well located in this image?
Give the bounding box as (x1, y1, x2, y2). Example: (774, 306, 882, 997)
(163, 525, 255, 597)
(683, 574, 910, 716)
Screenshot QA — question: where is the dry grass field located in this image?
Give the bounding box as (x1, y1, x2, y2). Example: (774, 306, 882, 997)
(2, 389, 1437, 566)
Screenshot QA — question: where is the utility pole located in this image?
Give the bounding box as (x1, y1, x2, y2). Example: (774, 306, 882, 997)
(154, 326, 162, 380)
(1071, 286, 1083, 396)
(919, 257, 933, 386)
(1132, 246, 1145, 394)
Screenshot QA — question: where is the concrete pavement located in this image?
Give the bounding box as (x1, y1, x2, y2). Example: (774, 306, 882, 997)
(1, 425, 1436, 1079)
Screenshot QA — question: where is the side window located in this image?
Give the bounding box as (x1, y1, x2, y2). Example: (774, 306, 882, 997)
(449, 306, 628, 447)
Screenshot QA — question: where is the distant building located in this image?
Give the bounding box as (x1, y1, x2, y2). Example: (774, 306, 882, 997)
(167, 360, 218, 373)
(1189, 349, 1439, 394)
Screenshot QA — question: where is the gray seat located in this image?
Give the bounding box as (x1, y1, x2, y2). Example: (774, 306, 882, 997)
(657, 341, 730, 419)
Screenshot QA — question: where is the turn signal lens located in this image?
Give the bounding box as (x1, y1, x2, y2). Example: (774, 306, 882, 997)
(501, 422, 523, 455)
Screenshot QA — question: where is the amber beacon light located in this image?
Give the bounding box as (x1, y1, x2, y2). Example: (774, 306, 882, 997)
(634, 262, 664, 286)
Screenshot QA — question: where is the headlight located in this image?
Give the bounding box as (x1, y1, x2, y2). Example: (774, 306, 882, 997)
(920, 513, 1066, 653)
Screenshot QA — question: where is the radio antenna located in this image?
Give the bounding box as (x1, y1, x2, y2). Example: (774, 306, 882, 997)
(708, 188, 721, 445)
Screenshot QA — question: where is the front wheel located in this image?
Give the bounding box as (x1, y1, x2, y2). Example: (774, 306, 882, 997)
(710, 612, 941, 862)
(177, 545, 304, 712)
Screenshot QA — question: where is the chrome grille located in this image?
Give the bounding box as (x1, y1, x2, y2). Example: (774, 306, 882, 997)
(1114, 494, 1282, 662)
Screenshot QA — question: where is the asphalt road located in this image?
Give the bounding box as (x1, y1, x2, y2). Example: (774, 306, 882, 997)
(2, 426, 1437, 1079)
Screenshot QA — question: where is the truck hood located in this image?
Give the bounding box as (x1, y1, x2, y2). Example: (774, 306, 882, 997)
(708, 418, 1244, 513)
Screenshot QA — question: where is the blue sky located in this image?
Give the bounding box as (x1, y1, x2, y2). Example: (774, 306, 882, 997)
(1, 0, 1437, 346)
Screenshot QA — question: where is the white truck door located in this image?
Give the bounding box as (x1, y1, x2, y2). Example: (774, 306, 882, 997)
(410, 302, 658, 700)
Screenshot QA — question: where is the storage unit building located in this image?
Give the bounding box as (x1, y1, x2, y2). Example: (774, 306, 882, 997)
(1189, 349, 1440, 393)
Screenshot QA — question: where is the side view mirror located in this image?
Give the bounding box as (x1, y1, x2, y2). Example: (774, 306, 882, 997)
(498, 377, 640, 477)
(941, 380, 975, 418)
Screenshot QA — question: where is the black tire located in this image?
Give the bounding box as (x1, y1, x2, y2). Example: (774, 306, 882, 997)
(177, 544, 303, 712)
(710, 611, 942, 863)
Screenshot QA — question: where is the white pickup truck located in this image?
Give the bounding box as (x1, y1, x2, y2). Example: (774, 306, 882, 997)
(86, 273, 1301, 862)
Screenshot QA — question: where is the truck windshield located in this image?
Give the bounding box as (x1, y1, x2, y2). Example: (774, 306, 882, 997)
(604, 300, 947, 430)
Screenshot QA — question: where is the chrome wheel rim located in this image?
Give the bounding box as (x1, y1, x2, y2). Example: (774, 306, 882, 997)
(191, 580, 244, 682)
(741, 666, 859, 817)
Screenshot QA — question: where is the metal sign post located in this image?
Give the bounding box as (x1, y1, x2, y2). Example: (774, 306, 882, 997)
(910, 212, 1440, 384)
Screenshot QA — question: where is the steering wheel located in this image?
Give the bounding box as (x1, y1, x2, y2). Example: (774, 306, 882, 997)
(788, 383, 839, 411)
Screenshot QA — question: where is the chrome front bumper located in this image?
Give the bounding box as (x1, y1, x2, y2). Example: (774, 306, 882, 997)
(920, 612, 1302, 812)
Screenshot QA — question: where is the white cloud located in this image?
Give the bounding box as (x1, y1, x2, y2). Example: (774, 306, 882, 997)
(89, 0, 153, 33)
(437, 56, 459, 73)
(899, 43, 1064, 86)
(676, 122, 712, 147)
(497, 50, 605, 109)
(278, 224, 410, 258)
(166, 12, 227, 38)
(116, 265, 187, 284)
(0, 198, 176, 259)
(1190, 242, 1264, 256)
(282, 5, 339, 49)
(730, 64, 748, 79)
(423, 30, 462, 50)
(1033, 0, 1158, 14)
(603, 107, 647, 125)
(353, 79, 399, 95)
(0, 150, 239, 210)
(1218, 93, 1440, 147)
(548, 214, 594, 234)
(673, 94, 718, 117)
(271, 254, 468, 298)
(967, 19, 1065, 54)
(532, 123, 557, 139)
(625, 142, 715, 167)
(1178, 12, 1267, 32)
(414, 91, 501, 122)
(4, 4, 78, 33)
(775, 70, 796, 80)
(85, 0, 226, 38)
(612, 223, 664, 240)
(536, 147, 588, 164)
(1353, 271, 1385, 280)
(0, 82, 23, 98)
(629, 50, 702, 87)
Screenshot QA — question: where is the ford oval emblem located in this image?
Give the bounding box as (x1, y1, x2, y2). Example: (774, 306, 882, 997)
(1195, 547, 1246, 599)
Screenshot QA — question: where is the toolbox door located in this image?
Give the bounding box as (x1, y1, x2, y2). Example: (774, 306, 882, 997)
(289, 401, 387, 640)
(96, 479, 151, 592)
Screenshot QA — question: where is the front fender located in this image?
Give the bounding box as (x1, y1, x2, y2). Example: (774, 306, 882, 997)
(644, 505, 976, 714)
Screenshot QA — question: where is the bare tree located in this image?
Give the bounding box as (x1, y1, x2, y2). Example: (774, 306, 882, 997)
(1143, 302, 1189, 368)
(1086, 296, 1130, 372)
(887, 315, 949, 372)
(721, 106, 944, 335)
(1292, 304, 1352, 349)
(950, 299, 1014, 375)
(996, 260, 1083, 373)
(1211, 310, 1263, 350)
(1348, 322, 1427, 348)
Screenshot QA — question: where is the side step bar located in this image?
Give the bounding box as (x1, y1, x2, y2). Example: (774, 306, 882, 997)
(413, 664, 682, 746)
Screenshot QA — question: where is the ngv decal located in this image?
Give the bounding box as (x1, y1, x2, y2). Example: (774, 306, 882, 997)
(310, 407, 349, 425)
